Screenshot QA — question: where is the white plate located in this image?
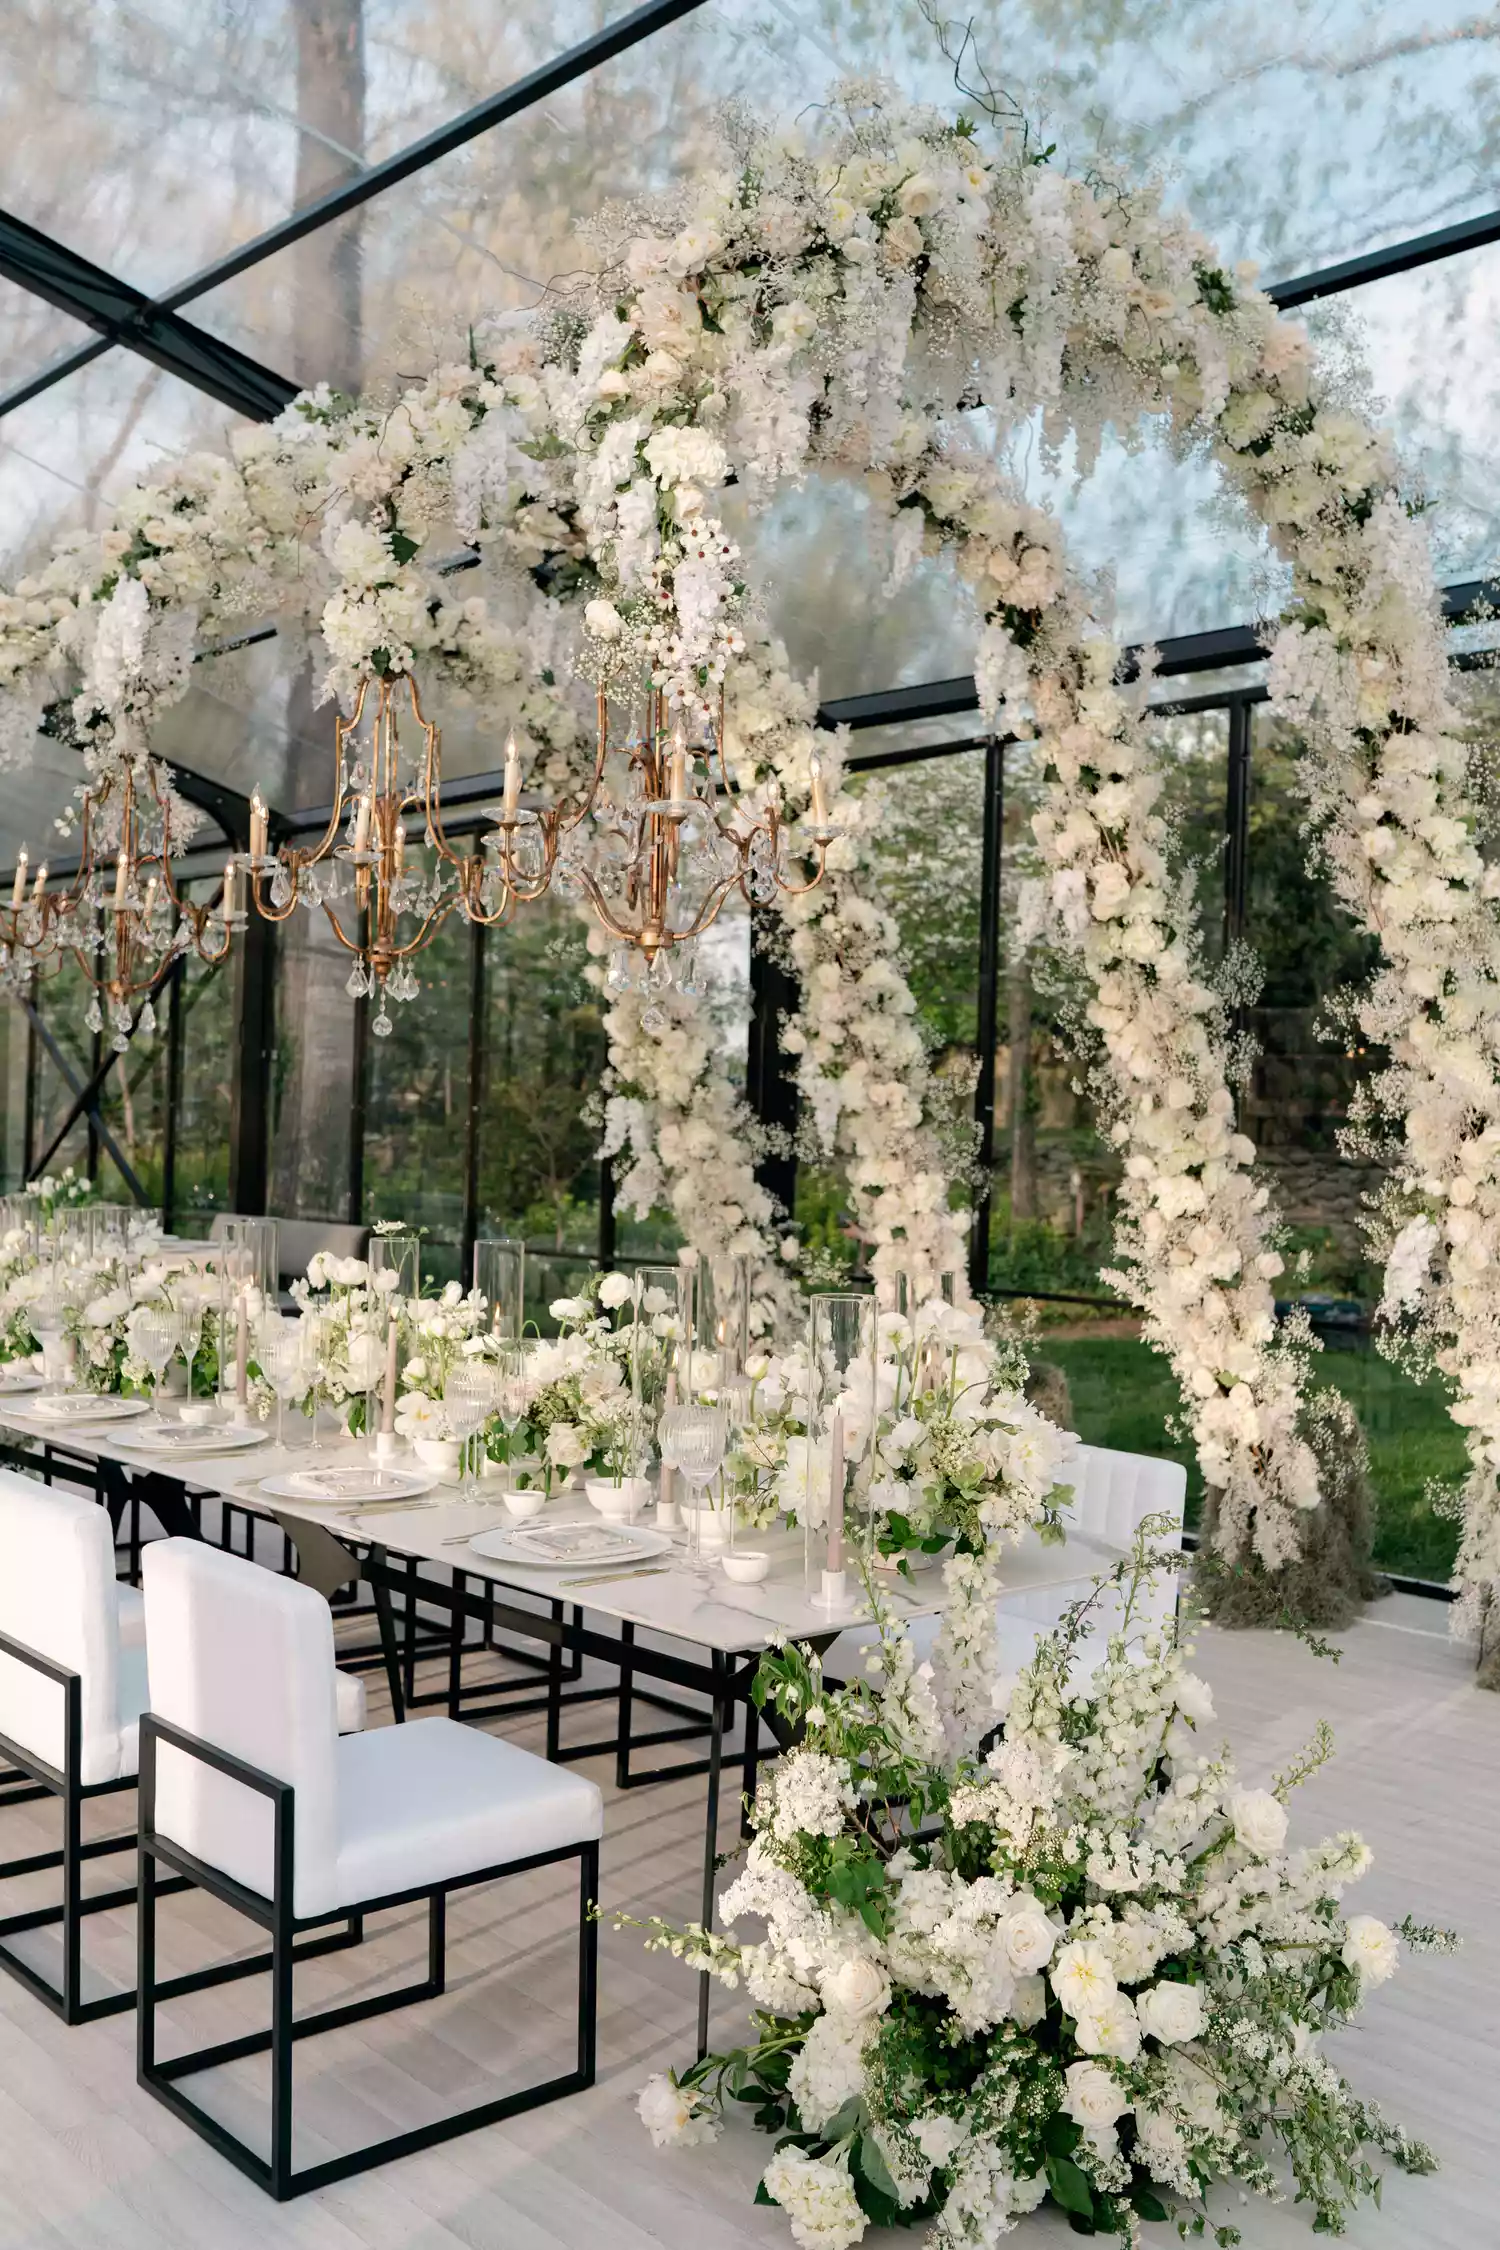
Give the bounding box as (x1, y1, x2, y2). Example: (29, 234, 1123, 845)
(468, 1521, 674, 1569)
(259, 1466, 438, 1505)
(0, 1368, 43, 1394)
(29, 1393, 152, 1423)
(123, 1423, 271, 1457)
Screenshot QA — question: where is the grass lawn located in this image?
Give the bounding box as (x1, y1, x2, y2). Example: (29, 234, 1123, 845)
(1041, 1332, 1464, 1584)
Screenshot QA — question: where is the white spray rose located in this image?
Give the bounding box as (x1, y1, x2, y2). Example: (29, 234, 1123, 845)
(597, 1271, 633, 1309)
(1342, 1915, 1399, 1987)
(999, 1897, 1057, 1974)
(1136, 1980, 1205, 2045)
(820, 1955, 891, 2022)
(1062, 2060, 1131, 2131)
(1228, 1788, 1288, 1856)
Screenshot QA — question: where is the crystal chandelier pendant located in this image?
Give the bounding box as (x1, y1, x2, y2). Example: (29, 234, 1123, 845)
(371, 991, 393, 1038)
(138, 999, 156, 1036)
(345, 961, 371, 1000)
(84, 997, 103, 1035)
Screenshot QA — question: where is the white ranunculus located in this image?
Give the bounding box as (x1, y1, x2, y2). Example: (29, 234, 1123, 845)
(636, 2072, 719, 2148)
(1062, 2060, 1131, 2131)
(597, 1271, 633, 1309)
(1051, 1939, 1116, 2019)
(1172, 1672, 1215, 1724)
(1342, 1915, 1399, 1987)
(820, 1955, 891, 2022)
(1228, 1788, 1288, 1857)
(1136, 1980, 1205, 2045)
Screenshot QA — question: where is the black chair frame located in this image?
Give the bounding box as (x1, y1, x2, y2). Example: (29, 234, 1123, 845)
(137, 1712, 599, 2201)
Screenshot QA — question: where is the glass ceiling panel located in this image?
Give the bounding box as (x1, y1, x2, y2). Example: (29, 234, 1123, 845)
(0, 346, 243, 586)
(1304, 236, 1500, 585)
(0, 1, 649, 300)
(0, 275, 94, 396)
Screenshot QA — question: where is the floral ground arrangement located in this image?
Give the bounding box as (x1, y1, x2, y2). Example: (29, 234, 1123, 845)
(629, 1532, 1454, 2248)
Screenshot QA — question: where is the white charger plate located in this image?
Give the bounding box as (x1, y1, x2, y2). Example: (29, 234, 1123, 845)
(259, 1465, 438, 1505)
(29, 1393, 152, 1423)
(123, 1422, 271, 1457)
(0, 1368, 43, 1394)
(468, 1521, 674, 1570)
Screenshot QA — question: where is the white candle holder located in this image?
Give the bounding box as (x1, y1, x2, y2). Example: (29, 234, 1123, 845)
(373, 1430, 404, 1464)
(812, 1566, 850, 1613)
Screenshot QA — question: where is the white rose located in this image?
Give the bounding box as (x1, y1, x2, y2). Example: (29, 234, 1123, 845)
(1172, 1673, 1215, 1724)
(1052, 1940, 1117, 2019)
(1062, 2060, 1131, 2131)
(545, 1421, 589, 1468)
(584, 598, 623, 642)
(636, 2072, 718, 2148)
(1136, 1981, 1205, 2045)
(1228, 1788, 1288, 1857)
(1073, 1991, 1141, 2062)
(820, 1955, 891, 2022)
(1342, 1915, 1399, 1987)
(1000, 1898, 1057, 1974)
(597, 1271, 633, 1310)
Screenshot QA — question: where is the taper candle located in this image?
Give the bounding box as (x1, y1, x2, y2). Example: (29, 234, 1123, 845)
(381, 1310, 399, 1435)
(235, 1290, 248, 1407)
(827, 1408, 845, 1574)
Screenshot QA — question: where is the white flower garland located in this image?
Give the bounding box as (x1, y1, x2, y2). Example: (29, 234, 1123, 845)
(2, 83, 1491, 1608)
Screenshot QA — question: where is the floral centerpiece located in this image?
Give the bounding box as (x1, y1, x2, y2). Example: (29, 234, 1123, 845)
(499, 1272, 663, 1492)
(0, 1229, 43, 1370)
(291, 1251, 400, 1429)
(628, 1531, 1453, 2248)
(26, 1165, 96, 1232)
(391, 1276, 490, 1444)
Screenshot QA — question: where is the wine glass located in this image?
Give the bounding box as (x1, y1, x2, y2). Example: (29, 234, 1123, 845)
(445, 1362, 493, 1491)
(494, 1344, 529, 1489)
(256, 1318, 304, 1451)
(133, 1305, 182, 1421)
(176, 1283, 206, 1408)
(299, 1311, 329, 1453)
(672, 1404, 728, 1572)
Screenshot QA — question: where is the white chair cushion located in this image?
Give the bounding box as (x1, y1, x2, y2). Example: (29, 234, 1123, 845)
(0, 1472, 126, 1785)
(115, 1646, 152, 1779)
(116, 1582, 146, 1652)
(334, 1667, 366, 1734)
(331, 1718, 603, 1912)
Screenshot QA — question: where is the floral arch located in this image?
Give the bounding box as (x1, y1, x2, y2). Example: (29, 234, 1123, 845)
(1, 84, 1497, 1633)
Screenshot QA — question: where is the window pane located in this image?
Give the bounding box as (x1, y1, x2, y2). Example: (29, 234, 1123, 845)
(168, 885, 240, 1230)
(0, 992, 27, 1189)
(1148, 708, 1230, 964)
(0, 275, 94, 395)
(95, 1014, 168, 1211)
(269, 907, 357, 1221)
(29, 957, 95, 1183)
(478, 896, 604, 1259)
(361, 906, 472, 1271)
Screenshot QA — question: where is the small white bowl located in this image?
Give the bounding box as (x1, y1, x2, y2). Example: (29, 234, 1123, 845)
(721, 1549, 769, 1585)
(177, 1401, 217, 1427)
(503, 1489, 547, 1521)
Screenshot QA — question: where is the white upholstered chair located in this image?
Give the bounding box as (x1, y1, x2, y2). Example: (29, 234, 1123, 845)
(138, 1538, 604, 2200)
(824, 1442, 1187, 1694)
(0, 1472, 151, 2022)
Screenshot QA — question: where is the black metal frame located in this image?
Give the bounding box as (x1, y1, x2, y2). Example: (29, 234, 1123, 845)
(137, 1711, 598, 2201)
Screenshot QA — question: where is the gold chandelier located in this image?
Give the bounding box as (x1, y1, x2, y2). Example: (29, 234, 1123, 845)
(0, 760, 236, 1048)
(241, 672, 513, 1037)
(484, 683, 835, 1009)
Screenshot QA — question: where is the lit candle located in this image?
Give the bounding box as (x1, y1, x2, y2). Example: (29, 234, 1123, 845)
(11, 850, 26, 910)
(393, 820, 406, 872)
(381, 1310, 399, 1435)
(354, 789, 373, 855)
(143, 874, 158, 914)
(235, 1289, 249, 1407)
(502, 732, 520, 823)
(31, 864, 45, 901)
(827, 1407, 845, 1575)
(660, 1369, 676, 1513)
(668, 720, 688, 803)
(250, 788, 268, 860)
(809, 754, 828, 827)
(113, 852, 128, 908)
(222, 858, 237, 917)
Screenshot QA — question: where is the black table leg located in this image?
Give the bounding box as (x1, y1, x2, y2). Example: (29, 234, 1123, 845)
(365, 1545, 406, 1723)
(696, 1650, 727, 2061)
(448, 1569, 466, 1719)
(546, 1599, 563, 1763)
(616, 1620, 636, 1790)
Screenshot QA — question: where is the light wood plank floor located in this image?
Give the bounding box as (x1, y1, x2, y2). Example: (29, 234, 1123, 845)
(0, 1590, 1492, 2249)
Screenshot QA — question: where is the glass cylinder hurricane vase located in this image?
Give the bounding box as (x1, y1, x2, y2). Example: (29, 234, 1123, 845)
(807, 1291, 878, 1579)
(473, 1236, 525, 1341)
(370, 1228, 421, 1302)
(630, 1263, 690, 1422)
(691, 1252, 752, 1388)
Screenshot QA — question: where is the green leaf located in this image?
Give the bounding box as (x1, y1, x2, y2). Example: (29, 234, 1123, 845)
(1044, 2115, 1083, 2159)
(1132, 2187, 1170, 2223)
(389, 528, 421, 565)
(1047, 2155, 1096, 2220)
(855, 2131, 899, 2203)
(754, 2182, 775, 2207)
(819, 2097, 867, 2142)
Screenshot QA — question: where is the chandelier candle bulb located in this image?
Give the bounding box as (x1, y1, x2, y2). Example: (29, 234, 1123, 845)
(31, 864, 44, 900)
(250, 790, 268, 861)
(113, 852, 128, 909)
(353, 790, 372, 855)
(502, 734, 520, 824)
(10, 850, 25, 910)
(809, 754, 828, 828)
(222, 860, 237, 919)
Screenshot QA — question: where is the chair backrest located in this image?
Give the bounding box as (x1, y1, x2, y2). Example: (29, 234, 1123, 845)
(1069, 1443, 1187, 1550)
(0, 1471, 123, 1785)
(142, 1540, 341, 1917)
(275, 1218, 369, 1291)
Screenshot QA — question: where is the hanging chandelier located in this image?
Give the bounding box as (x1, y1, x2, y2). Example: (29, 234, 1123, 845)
(241, 672, 513, 1038)
(484, 683, 836, 1015)
(0, 760, 237, 1049)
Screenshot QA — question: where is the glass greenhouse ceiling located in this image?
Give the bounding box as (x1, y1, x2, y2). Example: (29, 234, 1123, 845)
(0, 0, 1498, 865)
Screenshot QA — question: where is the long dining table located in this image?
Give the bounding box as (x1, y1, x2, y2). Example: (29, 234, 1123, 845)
(0, 1392, 1123, 2052)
